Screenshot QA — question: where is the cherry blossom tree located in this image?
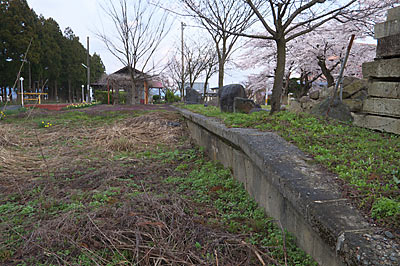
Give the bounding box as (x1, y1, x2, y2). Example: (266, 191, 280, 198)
(241, 17, 381, 102)
(240, 0, 397, 114)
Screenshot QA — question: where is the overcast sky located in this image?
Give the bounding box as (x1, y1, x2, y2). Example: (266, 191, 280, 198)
(27, 0, 135, 74)
(26, 0, 252, 87)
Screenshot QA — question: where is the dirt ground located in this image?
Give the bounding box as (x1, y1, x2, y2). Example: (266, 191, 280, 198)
(0, 105, 312, 265)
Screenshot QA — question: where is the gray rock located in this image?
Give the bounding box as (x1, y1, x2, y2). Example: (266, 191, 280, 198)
(217, 84, 246, 113)
(185, 88, 203, 104)
(342, 79, 368, 99)
(311, 97, 354, 122)
(343, 99, 363, 112)
(309, 90, 320, 100)
(167, 121, 181, 127)
(342, 76, 360, 88)
(384, 231, 394, 239)
(299, 95, 311, 104)
(288, 100, 303, 113)
(233, 97, 257, 114)
(351, 90, 368, 101)
(302, 99, 318, 111)
(320, 86, 336, 99)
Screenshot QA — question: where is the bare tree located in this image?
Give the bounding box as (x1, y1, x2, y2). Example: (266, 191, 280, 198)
(166, 51, 189, 96)
(180, 0, 258, 90)
(238, 0, 399, 114)
(98, 0, 171, 105)
(167, 38, 218, 97)
(201, 46, 219, 99)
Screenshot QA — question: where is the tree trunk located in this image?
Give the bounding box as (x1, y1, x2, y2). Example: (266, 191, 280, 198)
(203, 76, 210, 101)
(127, 68, 139, 105)
(270, 38, 286, 114)
(68, 79, 72, 103)
(317, 57, 335, 88)
(218, 58, 224, 90)
(54, 80, 58, 102)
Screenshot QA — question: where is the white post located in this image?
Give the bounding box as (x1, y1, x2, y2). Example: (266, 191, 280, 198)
(20, 77, 24, 107)
(81, 85, 84, 102)
(89, 87, 93, 102)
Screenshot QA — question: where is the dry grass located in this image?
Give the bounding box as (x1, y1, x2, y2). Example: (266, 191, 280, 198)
(0, 108, 299, 266)
(94, 112, 183, 152)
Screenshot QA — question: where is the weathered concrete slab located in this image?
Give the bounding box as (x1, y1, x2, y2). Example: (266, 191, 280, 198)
(375, 20, 400, 39)
(388, 6, 400, 21)
(362, 58, 400, 78)
(368, 81, 400, 99)
(362, 98, 400, 117)
(352, 113, 400, 134)
(377, 33, 400, 58)
(175, 107, 400, 266)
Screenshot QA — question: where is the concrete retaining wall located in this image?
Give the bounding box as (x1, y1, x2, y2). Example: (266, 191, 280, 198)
(176, 107, 400, 266)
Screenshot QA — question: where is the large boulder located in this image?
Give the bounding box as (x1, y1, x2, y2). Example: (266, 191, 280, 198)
(342, 76, 360, 87)
(233, 97, 259, 114)
(343, 99, 363, 112)
(185, 88, 203, 104)
(342, 79, 369, 99)
(287, 100, 303, 113)
(299, 96, 318, 111)
(319, 86, 336, 100)
(309, 90, 320, 100)
(218, 84, 247, 112)
(311, 97, 353, 122)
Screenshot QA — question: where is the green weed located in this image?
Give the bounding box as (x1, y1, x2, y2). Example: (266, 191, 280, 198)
(183, 105, 400, 224)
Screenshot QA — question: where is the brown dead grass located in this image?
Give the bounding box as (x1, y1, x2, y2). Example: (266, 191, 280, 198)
(0, 109, 283, 266)
(94, 112, 183, 152)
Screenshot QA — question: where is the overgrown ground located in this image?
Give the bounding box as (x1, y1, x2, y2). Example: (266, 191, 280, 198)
(182, 105, 400, 237)
(0, 105, 316, 265)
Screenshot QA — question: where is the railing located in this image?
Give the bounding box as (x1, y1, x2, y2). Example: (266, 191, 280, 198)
(18, 92, 48, 104)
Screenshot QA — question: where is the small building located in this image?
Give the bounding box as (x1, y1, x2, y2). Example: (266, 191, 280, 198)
(92, 67, 163, 104)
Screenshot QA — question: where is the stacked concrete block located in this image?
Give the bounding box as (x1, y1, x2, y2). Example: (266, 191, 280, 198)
(355, 6, 400, 134)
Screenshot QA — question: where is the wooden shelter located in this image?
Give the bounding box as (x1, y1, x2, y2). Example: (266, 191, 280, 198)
(92, 67, 163, 104)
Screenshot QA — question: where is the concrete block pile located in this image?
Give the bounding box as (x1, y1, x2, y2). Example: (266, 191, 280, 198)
(354, 6, 400, 134)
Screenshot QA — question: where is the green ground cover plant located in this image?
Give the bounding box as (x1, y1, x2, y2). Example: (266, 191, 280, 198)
(161, 147, 317, 265)
(0, 106, 316, 265)
(182, 104, 400, 230)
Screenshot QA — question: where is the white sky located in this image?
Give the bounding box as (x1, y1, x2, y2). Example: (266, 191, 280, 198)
(26, 0, 253, 87)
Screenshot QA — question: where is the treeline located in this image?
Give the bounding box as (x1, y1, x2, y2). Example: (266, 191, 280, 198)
(0, 0, 105, 102)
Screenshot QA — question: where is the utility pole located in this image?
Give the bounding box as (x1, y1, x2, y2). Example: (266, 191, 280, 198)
(87, 36, 91, 102)
(81, 85, 85, 103)
(20, 77, 24, 107)
(181, 22, 186, 100)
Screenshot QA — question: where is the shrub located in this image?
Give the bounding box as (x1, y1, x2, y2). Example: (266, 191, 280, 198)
(165, 89, 180, 103)
(94, 90, 126, 104)
(152, 95, 161, 103)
